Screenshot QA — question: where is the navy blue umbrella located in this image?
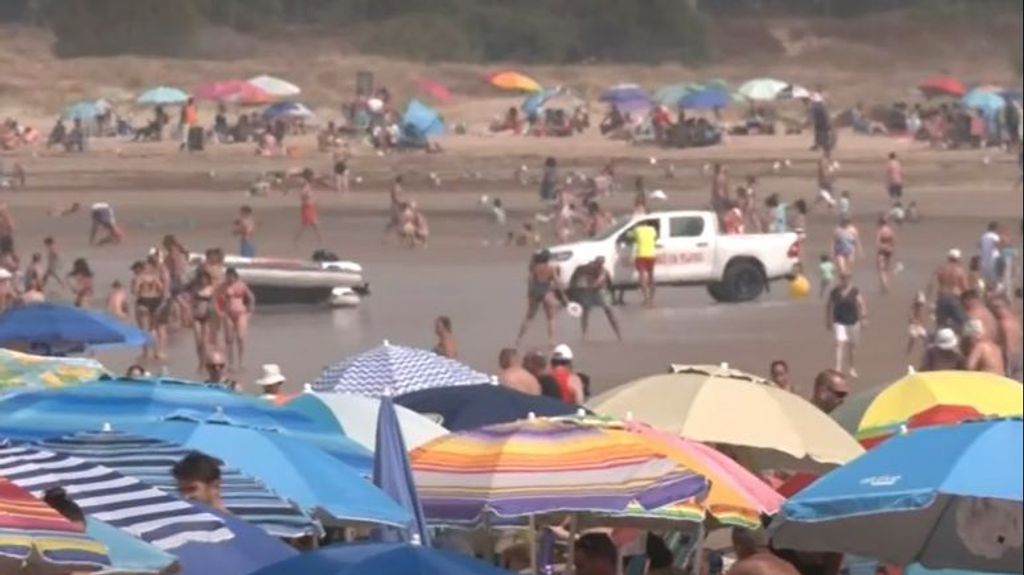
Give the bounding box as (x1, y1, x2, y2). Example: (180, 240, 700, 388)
(396, 384, 579, 431)
(0, 303, 149, 354)
(176, 503, 298, 575)
(372, 396, 431, 545)
(250, 542, 512, 575)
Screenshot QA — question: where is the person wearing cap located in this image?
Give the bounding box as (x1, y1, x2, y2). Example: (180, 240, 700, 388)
(726, 527, 800, 575)
(964, 319, 1006, 375)
(928, 248, 968, 330)
(550, 345, 584, 405)
(255, 364, 287, 401)
(920, 328, 967, 372)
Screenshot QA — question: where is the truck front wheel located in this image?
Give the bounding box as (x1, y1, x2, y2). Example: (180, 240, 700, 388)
(721, 261, 766, 303)
(707, 282, 731, 303)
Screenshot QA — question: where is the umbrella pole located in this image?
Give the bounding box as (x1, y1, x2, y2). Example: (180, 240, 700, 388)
(566, 514, 578, 575)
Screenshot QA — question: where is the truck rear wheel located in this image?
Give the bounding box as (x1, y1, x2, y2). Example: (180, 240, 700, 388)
(707, 282, 731, 303)
(722, 261, 766, 303)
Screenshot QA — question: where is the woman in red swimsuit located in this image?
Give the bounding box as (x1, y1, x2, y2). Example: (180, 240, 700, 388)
(295, 169, 322, 243)
(217, 267, 255, 370)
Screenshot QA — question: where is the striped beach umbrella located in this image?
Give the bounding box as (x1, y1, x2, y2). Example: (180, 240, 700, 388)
(36, 432, 322, 540)
(0, 443, 233, 550)
(311, 342, 493, 398)
(410, 418, 709, 525)
(0, 476, 110, 574)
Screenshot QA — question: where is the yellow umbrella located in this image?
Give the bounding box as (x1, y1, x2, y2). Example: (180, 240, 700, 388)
(0, 348, 108, 391)
(487, 71, 543, 93)
(831, 370, 1023, 444)
(587, 365, 863, 473)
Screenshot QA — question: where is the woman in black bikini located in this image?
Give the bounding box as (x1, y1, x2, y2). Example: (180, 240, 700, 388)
(131, 258, 167, 361)
(189, 269, 216, 372)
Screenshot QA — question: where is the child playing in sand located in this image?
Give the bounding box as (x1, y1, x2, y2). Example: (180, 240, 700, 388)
(907, 291, 929, 356)
(818, 254, 836, 298)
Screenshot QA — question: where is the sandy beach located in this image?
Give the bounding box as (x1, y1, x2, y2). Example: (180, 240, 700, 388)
(2, 129, 1020, 395)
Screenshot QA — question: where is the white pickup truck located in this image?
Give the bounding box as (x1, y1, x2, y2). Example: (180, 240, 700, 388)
(547, 211, 802, 303)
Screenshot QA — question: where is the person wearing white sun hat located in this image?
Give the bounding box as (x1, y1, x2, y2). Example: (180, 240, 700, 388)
(255, 364, 287, 401)
(920, 328, 967, 372)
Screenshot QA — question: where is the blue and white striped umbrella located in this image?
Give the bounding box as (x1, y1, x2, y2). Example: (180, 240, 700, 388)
(0, 443, 233, 551)
(36, 431, 322, 540)
(311, 342, 494, 398)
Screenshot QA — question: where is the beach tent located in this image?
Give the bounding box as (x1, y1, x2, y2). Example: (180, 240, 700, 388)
(401, 99, 445, 142)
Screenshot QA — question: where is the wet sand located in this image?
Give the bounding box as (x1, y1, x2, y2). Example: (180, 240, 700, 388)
(2, 132, 1021, 396)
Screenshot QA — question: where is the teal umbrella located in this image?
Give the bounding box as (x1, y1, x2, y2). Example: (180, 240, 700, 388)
(62, 99, 110, 121)
(136, 86, 189, 106)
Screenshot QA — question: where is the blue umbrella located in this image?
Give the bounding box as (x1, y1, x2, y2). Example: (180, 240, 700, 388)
(372, 396, 431, 545)
(175, 503, 298, 575)
(136, 87, 189, 106)
(250, 542, 514, 575)
(0, 303, 149, 354)
(62, 100, 110, 121)
(678, 87, 731, 110)
(771, 419, 1023, 573)
(118, 420, 413, 529)
(311, 342, 492, 398)
(402, 99, 445, 138)
(263, 101, 315, 121)
(38, 431, 321, 540)
(86, 519, 178, 575)
(962, 89, 1006, 117)
(601, 83, 650, 105)
(396, 384, 579, 431)
(522, 87, 561, 116)
(0, 443, 234, 551)
(0, 379, 365, 466)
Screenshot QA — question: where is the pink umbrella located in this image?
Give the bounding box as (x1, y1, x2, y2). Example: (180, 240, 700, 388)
(416, 79, 453, 103)
(195, 80, 272, 105)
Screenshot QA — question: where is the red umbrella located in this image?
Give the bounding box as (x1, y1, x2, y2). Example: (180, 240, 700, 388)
(195, 80, 272, 105)
(860, 404, 984, 449)
(416, 79, 453, 104)
(919, 75, 967, 98)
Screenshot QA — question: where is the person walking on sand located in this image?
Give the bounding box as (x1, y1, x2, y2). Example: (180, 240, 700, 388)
(41, 237, 64, 290)
(875, 215, 896, 294)
(332, 152, 350, 194)
(295, 170, 321, 243)
(630, 221, 658, 307)
(131, 258, 167, 361)
(217, 267, 255, 371)
(234, 205, 257, 258)
(815, 154, 837, 211)
(568, 256, 622, 341)
(67, 258, 94, 309)
(515, 250, 563, 347)
(826, 271, 868, 378)
(886, 152, 904, 204)
(832, 216, 861, 276)
(433, 316, 457, 359)
(928, 249, 968, 330)
(189, 269, 216, 372)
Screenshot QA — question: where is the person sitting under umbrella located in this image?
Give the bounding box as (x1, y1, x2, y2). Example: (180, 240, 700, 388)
(173, 452, 227, 513)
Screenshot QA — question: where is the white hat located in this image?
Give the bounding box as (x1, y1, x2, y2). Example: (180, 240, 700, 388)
(255, 364, 286, 387)
(0, 268, 10, 281)
(948, 248, 962, 261)
(934, 328, 959, 351)
(552, 344, 574, 362)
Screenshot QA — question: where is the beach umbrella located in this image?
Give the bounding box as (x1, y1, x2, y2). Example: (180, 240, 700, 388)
(310, 342, 492, 398)
(36, 431, 322, 540)
(653, 83, 697, 107)
(487, 71, 542, 93)
(135, 86, 189, 106)
(1003, 89, 1022, 102)
(0, 379, 365, 467)
(416, 78, 452, 103)
(779, 84, 813, 100)
(677, 87, 731, 110)
(396, 384, 578, 432)
(919, 75, 967, 98)
(247, 75, 301, 98)
(962, 89, 1007, 116)
(770, 419, 1023, 573)
(401, 99, 445, 139)
(601, 83, 651, 105)
(0, 303, 149, 354)
(0, 443, 235, 550)
(588, 365, 863, 473)
(521, 87, 561, 115)
(737, 78, 789, 102)
(262, 101, 315, 121)
(0, 349, 107, 391)
(115, 420, 412, 529)
(250, 542, 514, 575)
(0, 476, 111, 574)
(85, 519, 177, 575)
(174, 502, 298, 575)
(410, 418, 708, 526)
(286, 392, 448, 452)
(830, 371, 1023, 446)
(194, 80, 271, 105)
(61, 100, 110, 121)
(372, 396, 431, 545)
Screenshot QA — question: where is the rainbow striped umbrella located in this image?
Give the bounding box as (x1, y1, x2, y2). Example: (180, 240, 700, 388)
(410, 418, 708, 525)
(0, 477, 110, 574)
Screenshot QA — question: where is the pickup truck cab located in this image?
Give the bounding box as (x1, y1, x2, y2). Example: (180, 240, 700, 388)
(547, 211, 801, 303)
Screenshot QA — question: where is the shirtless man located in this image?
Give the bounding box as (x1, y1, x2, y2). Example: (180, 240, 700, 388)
(233, 206, 256, 258)
(875, 215, 896, 294)
(928, 249, 968, 330)
(498, 348, 541, 395)
(964, 319, 1006, 375)
(961, 290, 998, 342)
(726, 528, 800, 575)
(992, 299, 1022, 379)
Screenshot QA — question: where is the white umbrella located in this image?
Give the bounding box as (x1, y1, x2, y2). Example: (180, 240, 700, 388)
(247, 75, 301, 98)
(737, 78, 789, 102)
(288, 392, 449, 452)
